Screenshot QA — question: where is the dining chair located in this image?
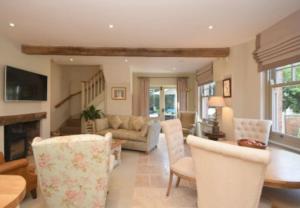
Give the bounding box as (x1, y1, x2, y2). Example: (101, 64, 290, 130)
(32, 133, 112, 208)
(187, 135, 270, 208)
(161, 119, 195, 196)
(234, 118, 272, 144)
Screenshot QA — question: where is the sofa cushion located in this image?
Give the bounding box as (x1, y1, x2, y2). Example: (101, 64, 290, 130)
(108, 115, 122, 129)
(119, 115, 130, 129)
(97, 129, 147, 142)
(95, 118, 109, 132)
(131, 116, 145, 131)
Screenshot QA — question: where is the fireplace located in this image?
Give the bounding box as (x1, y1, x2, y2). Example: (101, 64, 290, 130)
(4, 121, 40, 161)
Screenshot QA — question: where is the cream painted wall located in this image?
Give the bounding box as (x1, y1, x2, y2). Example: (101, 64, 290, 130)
(213, 39, 264, 139)
(50, 64, 100, 131)
(0, 36, 51, 152)
(102, 63, 132, 115)
(50, 62, 71, 131)
(132, 73, 196, 116)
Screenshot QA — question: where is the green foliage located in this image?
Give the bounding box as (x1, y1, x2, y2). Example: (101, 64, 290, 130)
(283, 86, 300, 113)
(81, 105, 104, 121)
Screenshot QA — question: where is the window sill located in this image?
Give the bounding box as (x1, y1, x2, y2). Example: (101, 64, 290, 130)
(269, 140, 300, 154)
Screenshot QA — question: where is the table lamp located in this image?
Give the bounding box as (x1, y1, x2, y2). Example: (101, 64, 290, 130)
(208, 96, 225, 134)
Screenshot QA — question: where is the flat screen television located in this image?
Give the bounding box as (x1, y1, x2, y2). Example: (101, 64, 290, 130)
(4, 66, 48, 101)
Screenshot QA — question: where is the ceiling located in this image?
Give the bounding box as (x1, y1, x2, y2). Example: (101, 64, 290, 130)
(0, 0, 300, 48)
(1, 0, 300, 73)
(52, 56, 214, 73)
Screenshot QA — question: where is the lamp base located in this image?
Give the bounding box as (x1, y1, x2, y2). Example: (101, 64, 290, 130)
(212, 120, 220, 134)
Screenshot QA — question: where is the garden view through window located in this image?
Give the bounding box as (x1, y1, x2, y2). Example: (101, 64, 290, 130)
(270, 62, 300, 138)
(149, 87, 177, 120)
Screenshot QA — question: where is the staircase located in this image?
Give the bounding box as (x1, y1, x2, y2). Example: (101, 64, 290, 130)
(53, 69, 106, 136)
(60, 118, 81, 135)
(81, 69, 105, 111)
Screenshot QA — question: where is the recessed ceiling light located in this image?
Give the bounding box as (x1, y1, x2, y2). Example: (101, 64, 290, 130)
(124, 59, 128, 63)
(9, 22, 15, 28)
(69, 58, 74, 62)
(109, 24, 114, 29)
(208, 25, 214, 30)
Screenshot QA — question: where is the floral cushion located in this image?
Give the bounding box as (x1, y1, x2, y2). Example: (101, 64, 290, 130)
(32, 134, 112, 208)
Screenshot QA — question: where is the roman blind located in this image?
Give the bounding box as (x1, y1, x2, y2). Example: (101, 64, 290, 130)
(253, 10, 300, 72)
(196, 63, 213, 86)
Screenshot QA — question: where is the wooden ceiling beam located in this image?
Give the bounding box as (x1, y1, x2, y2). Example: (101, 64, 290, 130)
(21, 45, 230, 57)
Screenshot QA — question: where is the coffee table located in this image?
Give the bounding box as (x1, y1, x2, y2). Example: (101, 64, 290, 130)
(111, 139, 126, 168)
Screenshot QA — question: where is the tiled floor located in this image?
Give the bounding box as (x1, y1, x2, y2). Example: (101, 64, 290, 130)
(21, 134, 300, 208)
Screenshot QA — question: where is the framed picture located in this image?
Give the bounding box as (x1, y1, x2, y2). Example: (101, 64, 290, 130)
(223, 78, 232, 98)
(111, 87, 126, 100)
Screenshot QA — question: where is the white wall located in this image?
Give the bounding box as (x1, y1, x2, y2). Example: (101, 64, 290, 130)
(0, 36, 51, 152)
(213, 39, 264, 139)
(102, 63, 132, 115)
(50, 62, 71, 131)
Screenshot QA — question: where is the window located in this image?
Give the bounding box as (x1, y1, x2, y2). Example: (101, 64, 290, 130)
(198, 82, 216, 119)
(268, 62, 300, 139)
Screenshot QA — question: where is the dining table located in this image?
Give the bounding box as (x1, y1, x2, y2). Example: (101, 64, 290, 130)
(223, 140, 300, 189)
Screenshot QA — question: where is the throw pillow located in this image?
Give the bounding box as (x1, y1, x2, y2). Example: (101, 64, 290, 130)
(109, 115, 122, 129)
(119, 116, 130, 129)
(132, 116, 145, 131)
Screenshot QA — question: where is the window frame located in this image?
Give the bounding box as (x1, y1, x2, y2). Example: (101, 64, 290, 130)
(266, 63, 300, 150)
(198, 82, 215, 120)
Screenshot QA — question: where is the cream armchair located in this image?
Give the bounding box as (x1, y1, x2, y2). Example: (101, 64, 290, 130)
(161, 119, 195, 197)
(234, 118, 272, 143)
(187, 135, 270, 208)
(32, 133, 112, 208)
(179, 111, 196, 136)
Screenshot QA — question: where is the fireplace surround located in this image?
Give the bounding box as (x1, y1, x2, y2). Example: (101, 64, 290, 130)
(0, 112, 46, 161)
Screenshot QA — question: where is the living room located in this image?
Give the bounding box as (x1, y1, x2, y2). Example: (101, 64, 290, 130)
(1, 0, 300, 208)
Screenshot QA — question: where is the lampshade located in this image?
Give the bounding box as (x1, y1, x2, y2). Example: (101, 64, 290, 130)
(208, 96, 225, 108)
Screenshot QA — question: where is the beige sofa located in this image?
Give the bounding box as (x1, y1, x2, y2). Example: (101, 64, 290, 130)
(94, 115, 161, 153)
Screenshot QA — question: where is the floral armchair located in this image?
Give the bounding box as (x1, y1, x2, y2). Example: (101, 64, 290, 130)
(32, 133, 112, 208)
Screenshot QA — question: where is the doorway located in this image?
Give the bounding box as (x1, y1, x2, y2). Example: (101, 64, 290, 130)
(149, 87, 177, 120)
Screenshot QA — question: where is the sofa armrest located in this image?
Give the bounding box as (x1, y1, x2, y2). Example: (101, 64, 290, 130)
(95, 118, 109, 133)
(146, 121, 161, 151)
(0, 158, 28, 174)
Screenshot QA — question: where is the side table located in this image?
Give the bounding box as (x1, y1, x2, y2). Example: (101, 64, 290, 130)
(203, 131, 226, 141)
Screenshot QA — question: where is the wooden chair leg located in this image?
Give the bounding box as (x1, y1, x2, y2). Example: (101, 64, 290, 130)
(166, 171, 174, 197)
(31, 189, 37, 199)
(176, 176, 181, 187)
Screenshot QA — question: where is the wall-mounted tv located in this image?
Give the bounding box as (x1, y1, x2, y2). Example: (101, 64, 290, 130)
(4, 66, 48, 101)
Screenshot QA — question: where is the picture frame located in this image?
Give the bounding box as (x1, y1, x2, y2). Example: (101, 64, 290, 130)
(111, 87, 126, 100)
(223, 78, 232, 98)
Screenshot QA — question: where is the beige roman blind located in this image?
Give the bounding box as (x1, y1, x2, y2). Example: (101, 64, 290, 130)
(253, 10, 300, 71)
(196, 63, 213, 86)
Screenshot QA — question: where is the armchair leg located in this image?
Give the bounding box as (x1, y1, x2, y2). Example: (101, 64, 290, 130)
(176, 176, 181, 187)
(31, 189, 37, 199)
(166, 171, 174, 197)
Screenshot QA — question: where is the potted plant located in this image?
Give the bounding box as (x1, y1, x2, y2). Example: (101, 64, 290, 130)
(81, 105, 104, 133)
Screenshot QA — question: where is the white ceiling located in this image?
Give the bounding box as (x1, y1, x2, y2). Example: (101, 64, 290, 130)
(1, 0, 300, 73)
(52, 56, 214, 73)
(0, 0, 300, 48)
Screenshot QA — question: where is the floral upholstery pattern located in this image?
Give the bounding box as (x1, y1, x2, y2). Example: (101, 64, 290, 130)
(32, 133, 112, 208)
